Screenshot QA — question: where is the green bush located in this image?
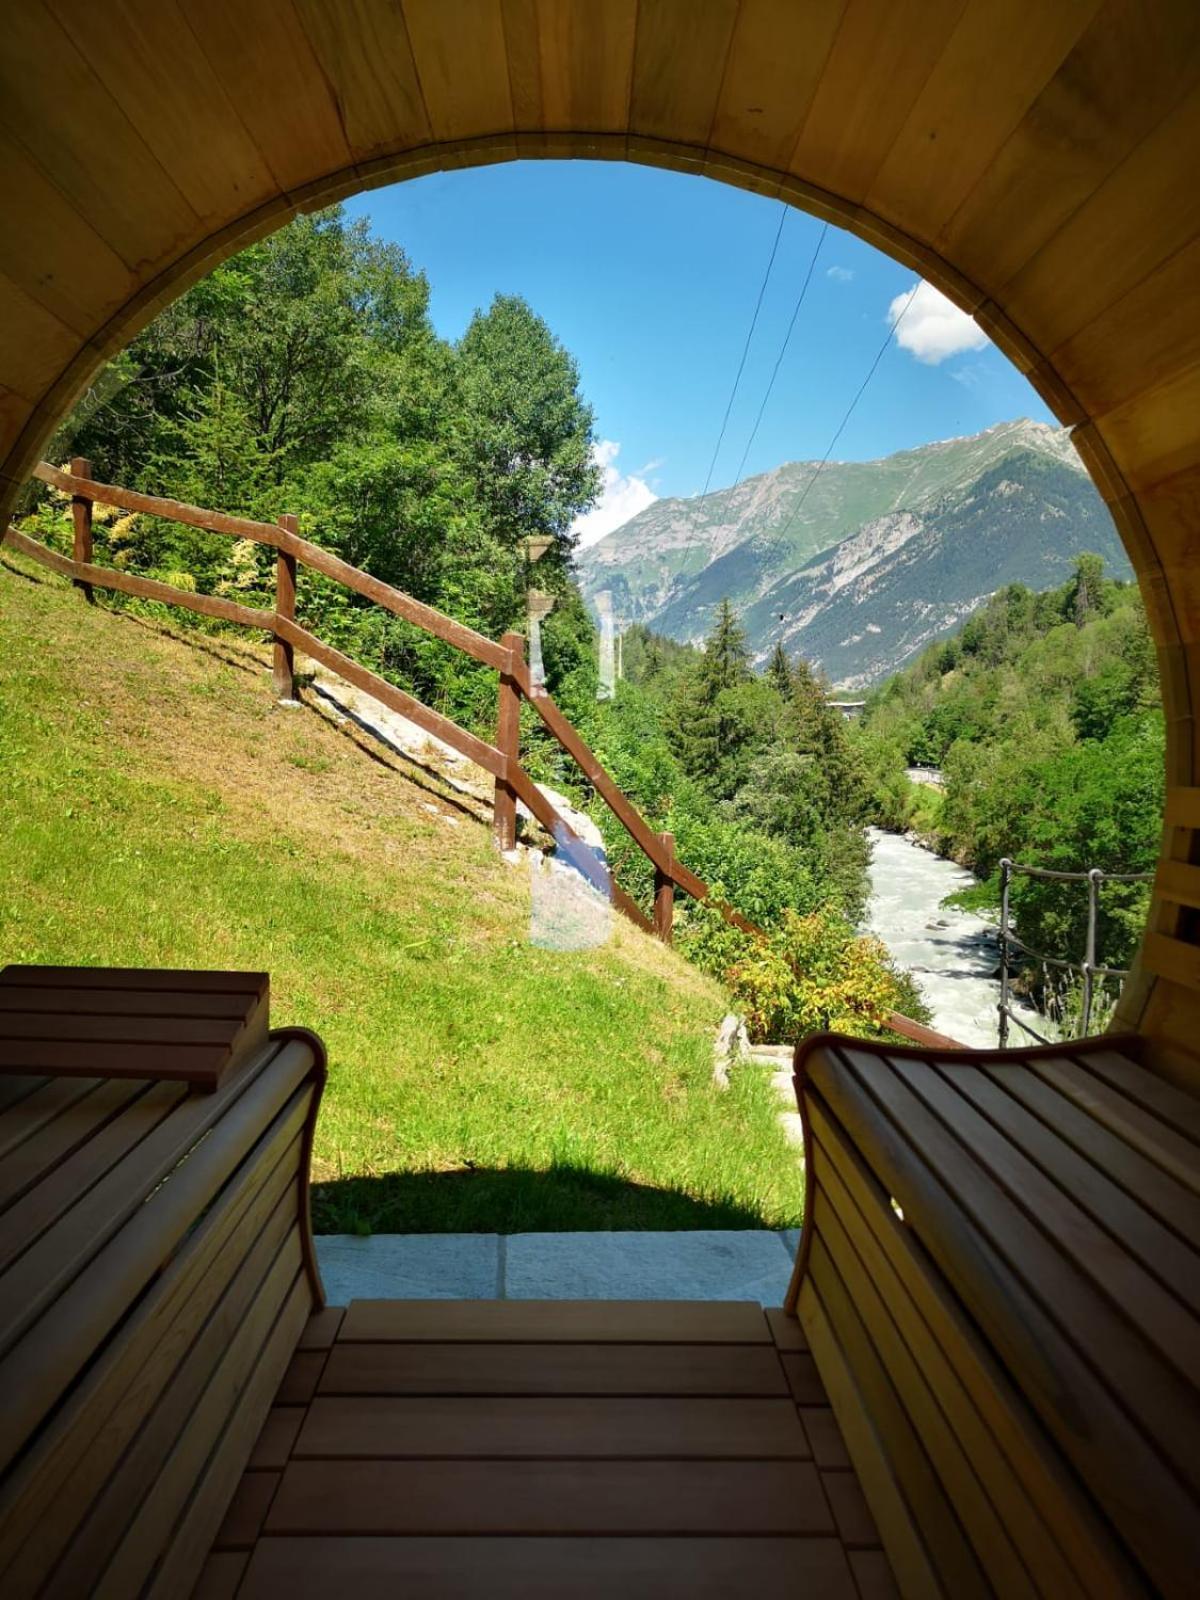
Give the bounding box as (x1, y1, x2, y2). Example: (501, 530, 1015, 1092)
(678, 898, 930, 1046)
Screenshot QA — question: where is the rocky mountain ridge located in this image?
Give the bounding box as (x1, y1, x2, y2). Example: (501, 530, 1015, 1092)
(576, 420, 1129, 685)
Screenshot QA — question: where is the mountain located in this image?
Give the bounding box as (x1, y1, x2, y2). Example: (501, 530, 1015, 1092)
(575, 421, 1130, 687)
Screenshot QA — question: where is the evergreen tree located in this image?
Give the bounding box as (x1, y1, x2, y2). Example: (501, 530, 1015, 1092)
(1071, 551, 1106, 626)
(767, 641, 792, 698)
(698, 599, 751, 696)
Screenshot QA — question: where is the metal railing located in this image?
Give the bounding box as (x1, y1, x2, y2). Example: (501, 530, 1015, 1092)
(997, 857, 1153, 1046)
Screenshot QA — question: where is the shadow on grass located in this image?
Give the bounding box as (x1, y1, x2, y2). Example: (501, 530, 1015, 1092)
(313, 1162, 795, 1237)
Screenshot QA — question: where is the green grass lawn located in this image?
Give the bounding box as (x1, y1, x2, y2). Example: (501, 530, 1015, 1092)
(0, 556, 803, 1233)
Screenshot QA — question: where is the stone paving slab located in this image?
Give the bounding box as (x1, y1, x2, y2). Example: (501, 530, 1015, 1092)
(505, 1230, 794, 1304)
(316, 1232, 501, 1306)
(316, 1230, 797, 1308)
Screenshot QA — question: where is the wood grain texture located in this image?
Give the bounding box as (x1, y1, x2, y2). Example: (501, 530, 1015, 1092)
(0, 1120, 306, 1590)
(318, 1339, 790, 1395)
(266, 1456, 832, 1535)
(808, 1096, 1136, 1596)
(238, 1535, 859, 1598)
(294, 1394, 810, 1459)
(45, 0, 277, 227)
(338, 1298, 772, 1344)
(799, 1037, 1199, 1594)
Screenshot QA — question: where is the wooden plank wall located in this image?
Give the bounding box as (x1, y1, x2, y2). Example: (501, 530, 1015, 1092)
(2, 1, 1200, 1082)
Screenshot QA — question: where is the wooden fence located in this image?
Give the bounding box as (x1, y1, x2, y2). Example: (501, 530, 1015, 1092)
(5, 459, 948, 1047)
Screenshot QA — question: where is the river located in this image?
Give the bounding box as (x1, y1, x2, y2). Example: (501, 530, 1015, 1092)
(863, 827, 1045, 1048)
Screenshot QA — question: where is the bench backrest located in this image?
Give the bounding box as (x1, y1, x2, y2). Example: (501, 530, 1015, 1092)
(790, 1034, 1200, 1598)
(0, 1000, 325, 1598)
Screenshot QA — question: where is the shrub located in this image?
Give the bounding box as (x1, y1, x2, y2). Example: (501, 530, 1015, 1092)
(678, 898, 930, 1045)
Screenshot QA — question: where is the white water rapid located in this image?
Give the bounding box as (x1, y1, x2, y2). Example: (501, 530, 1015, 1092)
(863, 826, 1045, 1048)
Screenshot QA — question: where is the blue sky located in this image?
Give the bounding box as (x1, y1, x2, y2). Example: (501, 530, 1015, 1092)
(345, 162, 1052, 544)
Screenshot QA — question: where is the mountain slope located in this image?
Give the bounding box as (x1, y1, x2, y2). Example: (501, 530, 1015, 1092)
(751, 447, 1129, 685)
(577, 420, 1128, 683)
(0, 553, 800, 1233)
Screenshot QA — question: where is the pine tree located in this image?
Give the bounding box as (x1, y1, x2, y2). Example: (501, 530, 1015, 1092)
(669, 600, 755, 799)
(1071, 552, 1106, 626)
(698, 598, 750, 697)
(767, 641, 793, 698)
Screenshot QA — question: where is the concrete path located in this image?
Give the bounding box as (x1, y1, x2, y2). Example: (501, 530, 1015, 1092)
(315, 1229, 801, 1309)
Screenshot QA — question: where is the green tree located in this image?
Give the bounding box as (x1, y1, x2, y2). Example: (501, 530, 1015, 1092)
(454, 294, 600, 572)
(1070, 552, 1107, 626)
(767, 641, 792, 698)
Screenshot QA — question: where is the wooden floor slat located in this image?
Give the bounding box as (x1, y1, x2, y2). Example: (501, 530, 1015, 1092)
(318, 1340, 790, 1395)
(238, 1535, 859, 1598)
(265, 1458, 833, 1535)
(295, 1395, 811, 1459)
(337, 1298, 772, 1344)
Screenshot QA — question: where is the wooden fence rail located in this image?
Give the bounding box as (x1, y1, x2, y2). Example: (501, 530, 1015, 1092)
(7, 460, 947, 1045)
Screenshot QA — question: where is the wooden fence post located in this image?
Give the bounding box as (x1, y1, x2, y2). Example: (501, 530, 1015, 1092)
(274, 514, 298, 702)
(494, 629, 523, 851)
(70, 457, 93, 601)
(654, 831, 675, 943)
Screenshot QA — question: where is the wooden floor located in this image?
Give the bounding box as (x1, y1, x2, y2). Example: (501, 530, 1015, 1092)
(197, 1298, 897, 1598)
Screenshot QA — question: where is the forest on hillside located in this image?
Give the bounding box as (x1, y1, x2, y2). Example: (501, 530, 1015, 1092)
(19, 206, 923, 1045)
(854, 556, 1162, 997)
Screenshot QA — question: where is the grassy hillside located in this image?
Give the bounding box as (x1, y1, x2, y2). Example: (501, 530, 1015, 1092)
(0, 554, 802, 1233)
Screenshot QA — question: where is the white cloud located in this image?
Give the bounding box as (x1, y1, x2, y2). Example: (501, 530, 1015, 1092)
(826, 265, 855, 282)
(572, 440, 659, 548)
(888, 280, 989, 364)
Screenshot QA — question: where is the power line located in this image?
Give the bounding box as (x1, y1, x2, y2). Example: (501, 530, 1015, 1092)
(754, 278, 923, 583)
(727, 222, 828, 495)
(672, 203, 789, 577)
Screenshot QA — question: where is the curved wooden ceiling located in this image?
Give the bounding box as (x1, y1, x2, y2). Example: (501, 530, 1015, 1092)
(2, 0, 1200, 1075)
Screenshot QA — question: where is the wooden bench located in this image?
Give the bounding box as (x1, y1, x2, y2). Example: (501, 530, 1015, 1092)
(0, 966, 326, 1599)
(786, 1032, 1200, 1598)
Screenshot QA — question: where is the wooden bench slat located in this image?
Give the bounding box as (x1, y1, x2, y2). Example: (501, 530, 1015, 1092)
(317, 1341, 791, 1397)
(0, 1077, 99, 1162)
(808, 1097, 1146, 1598)
(810, 1052, 1199, 1593)
(937, 1061, 1200, 1317)
(0, 1076, 50, 1117)
(0, 1012, 246, 1045)
(857, 1050, 1200, 1472)
(85, 1240, 306, 1600)
(984, 1059, 1200, 1247)
(1027, 1053, 1200, 1195)
(192, 1551, 248, 1600)
(0, 967, 326, 1600)
(338, 1300, 772, 1345)
(0, 1078, 147, 1216)
(140, 1272, 312, 1600)
(237, 1535, 859, 1599)
(0, 1041, 288, 1362)
(0, 1079, 185, 1277)
(813, 1176, 1069, 1598)
(888, 1054, 1199, 1386)
(265, 1458, 832, 1536)
(296, 1307, 343, 1350)
(0, 986, 258, 1018)
(212, 1470, 281, 1551)
(295, 1395, 811, 1460)
(1071, 1048, 1200, 1147)
(248, 1408, 304, 1470)
(799, 1279, 946, 1600)
(806, 1233, 993, 1598)
(0, 1045, 312, 1470)
(0, 966, 267, 994)
(0, 1118, 308, 1591)
(0, 1039, 238, 1083)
